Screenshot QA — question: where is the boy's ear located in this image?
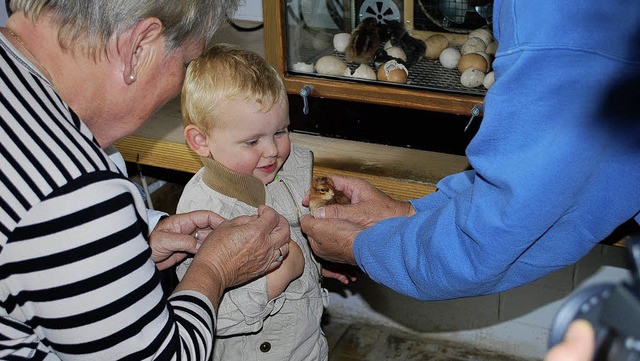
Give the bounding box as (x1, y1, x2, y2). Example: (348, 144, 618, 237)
(184, 124, 211, 157)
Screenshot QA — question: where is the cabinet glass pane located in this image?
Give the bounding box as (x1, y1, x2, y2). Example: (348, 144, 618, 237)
(283, 0, 493, 96)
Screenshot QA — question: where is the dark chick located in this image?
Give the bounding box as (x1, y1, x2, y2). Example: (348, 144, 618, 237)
(379, 20, 425, 66)
(309, 177, 351, 213)
(345, 18, 381, 64)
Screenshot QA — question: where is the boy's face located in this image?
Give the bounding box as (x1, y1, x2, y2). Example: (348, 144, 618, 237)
(206, 98, 291, 185)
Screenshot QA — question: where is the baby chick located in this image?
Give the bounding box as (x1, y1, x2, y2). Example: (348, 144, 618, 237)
(345, 18, 381, 64)
(308, 177, 351, 213)
(378, 20, 426, 66)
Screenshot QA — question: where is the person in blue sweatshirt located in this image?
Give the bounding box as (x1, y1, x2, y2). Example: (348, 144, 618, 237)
(300, 0, 640, 301)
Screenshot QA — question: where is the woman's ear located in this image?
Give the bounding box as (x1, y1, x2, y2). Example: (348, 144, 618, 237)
(184, 124, 211, 157)
(118, 17, 164, 85)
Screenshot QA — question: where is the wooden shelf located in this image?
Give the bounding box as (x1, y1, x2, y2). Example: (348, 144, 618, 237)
(116, 97, 470, 201)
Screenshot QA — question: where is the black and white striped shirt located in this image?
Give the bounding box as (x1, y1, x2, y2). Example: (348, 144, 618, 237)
(0, 34, 214, 360)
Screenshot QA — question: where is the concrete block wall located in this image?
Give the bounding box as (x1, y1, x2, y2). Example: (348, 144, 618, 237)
(324, 244, 631, 360)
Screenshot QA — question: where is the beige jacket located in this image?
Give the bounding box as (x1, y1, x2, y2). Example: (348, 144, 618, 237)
(176, 144, 329, 361)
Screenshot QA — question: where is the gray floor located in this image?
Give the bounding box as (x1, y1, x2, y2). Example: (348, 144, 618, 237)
(322, 314, 532, 361)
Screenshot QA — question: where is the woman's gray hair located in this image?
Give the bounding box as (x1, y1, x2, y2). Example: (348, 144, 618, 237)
(9, 0, 241, 54)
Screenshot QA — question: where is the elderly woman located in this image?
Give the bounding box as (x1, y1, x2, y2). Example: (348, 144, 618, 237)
(0, 1, 291, 359)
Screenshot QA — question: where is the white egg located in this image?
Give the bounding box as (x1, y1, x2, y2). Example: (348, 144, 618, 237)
(333, 33, 351, 53)
(315, 55, 348, 76)
(483, 71, 495, 89)
(439, 47, 461, 69)
(291, 62, 315, 73)
(352, 64, 377, 80)
(460, 68, 485, 88)
(385, 46, 407, 62)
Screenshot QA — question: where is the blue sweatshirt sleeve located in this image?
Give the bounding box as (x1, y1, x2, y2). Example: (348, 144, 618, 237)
(352, 0, 640, 301)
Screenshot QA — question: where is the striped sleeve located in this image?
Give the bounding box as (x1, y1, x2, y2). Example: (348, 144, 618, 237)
(1, 173, 216, 360)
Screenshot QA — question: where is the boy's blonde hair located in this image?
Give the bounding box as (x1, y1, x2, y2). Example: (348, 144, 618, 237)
(181, 43, 287, 134)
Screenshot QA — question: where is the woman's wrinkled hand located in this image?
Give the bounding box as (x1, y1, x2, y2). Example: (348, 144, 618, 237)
(190, 205, 291, 289)
(173, 206, 291, 305)
(149, 210, 226, 270)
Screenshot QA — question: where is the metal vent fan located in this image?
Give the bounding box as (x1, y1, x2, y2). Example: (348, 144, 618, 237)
(356, 0, 402, 24)
(415, 0, 492, 33)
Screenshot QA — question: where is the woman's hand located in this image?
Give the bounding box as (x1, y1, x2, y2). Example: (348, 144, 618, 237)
(149, 210, 226, 270)
(174, 206, 291, 306)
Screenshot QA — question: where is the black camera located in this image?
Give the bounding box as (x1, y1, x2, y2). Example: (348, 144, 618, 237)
(548, 234, 640, 360)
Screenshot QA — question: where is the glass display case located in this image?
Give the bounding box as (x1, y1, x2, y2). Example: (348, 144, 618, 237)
(263, 0, 494, 116)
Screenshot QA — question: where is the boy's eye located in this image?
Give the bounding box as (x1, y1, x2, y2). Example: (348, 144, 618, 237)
(245, 139, 259, 146)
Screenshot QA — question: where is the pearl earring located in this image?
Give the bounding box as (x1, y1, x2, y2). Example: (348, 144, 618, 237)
(129, 74, 136, 82)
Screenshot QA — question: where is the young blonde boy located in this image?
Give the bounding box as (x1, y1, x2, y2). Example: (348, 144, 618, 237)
(176, 43, 330, 360)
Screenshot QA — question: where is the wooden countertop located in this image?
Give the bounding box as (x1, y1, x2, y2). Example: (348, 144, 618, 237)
(116, 97, 471, 201)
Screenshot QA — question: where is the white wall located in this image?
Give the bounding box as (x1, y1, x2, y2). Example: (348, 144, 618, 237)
(233, 0, 263, 22)
(1, 1, 8, 25)
(0, 1, 261, 24)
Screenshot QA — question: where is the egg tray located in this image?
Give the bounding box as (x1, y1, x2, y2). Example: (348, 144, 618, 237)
(287, 44, 487, 97)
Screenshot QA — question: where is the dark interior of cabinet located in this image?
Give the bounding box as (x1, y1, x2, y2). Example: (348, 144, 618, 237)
(288, 95, 478, 156)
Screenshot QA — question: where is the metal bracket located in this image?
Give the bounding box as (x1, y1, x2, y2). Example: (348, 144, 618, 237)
(299, 85, 313, 115)
(465, 104, 484, 132)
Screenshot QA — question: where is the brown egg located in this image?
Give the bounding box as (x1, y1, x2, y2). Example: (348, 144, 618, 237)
(424, 34, 449, 59)
(457, 53, 488, 73)
(485, 41, 499, 56)
(377, 60, 408, 83)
